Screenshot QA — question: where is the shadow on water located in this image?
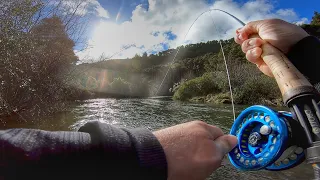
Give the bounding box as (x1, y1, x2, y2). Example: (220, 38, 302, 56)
(0, 97, 313, 179)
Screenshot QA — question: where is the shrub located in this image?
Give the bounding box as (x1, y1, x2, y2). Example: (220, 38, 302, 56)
(234, 75, 281, 105)
(173, 73, 220, 100)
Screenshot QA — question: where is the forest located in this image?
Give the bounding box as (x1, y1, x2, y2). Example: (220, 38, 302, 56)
(0, 0, 319, 122)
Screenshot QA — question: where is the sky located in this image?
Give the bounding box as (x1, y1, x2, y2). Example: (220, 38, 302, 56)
(71, 0, 319, 63)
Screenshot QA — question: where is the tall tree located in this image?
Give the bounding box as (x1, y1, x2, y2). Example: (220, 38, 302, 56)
(311, 11, 320, 25)
(301, 11, 320, 38)
(31, 16, 78, 64)
(0, 0, 86, 121)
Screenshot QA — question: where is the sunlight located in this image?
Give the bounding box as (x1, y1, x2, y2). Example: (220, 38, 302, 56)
(99, 70, 109, 91)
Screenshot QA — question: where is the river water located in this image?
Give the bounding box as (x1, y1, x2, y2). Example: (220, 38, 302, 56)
(1, 97, 314, 179)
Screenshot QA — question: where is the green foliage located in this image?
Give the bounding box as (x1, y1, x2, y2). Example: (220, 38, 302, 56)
(206, 93, 232, 104)
(173, 73, 220, 101)
(311, 11, 320, 26)
(234, 75, 281, 105)
(172, 43, 281, 105)
(0, 1, 79, 120)
(79, 32, 282, 104)
(301, 11, 320, 38)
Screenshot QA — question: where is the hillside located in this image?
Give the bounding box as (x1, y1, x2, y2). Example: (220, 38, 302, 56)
(74, 12, 320, 106)
(74, 38, 282, 106)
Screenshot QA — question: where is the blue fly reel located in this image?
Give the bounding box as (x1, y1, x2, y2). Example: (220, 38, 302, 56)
(228, 105, 307, 171)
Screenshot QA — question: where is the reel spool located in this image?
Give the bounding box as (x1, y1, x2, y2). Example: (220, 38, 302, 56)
(228, 105, 307, 171)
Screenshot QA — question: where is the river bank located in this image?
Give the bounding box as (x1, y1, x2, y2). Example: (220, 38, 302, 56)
(188, 93, 283, 106)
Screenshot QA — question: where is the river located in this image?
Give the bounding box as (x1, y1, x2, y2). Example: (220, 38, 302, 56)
(0, 97, 314, 179)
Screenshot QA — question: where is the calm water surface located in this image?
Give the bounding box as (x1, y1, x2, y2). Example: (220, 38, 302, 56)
(1, 97, 314, 180)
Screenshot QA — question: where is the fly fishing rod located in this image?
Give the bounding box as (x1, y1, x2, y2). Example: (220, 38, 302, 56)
(211, 9, 320, 179)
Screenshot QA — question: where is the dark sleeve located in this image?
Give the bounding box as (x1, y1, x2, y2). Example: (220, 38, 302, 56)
(0, 121, 167, 180)
(287, 36, 320, 90)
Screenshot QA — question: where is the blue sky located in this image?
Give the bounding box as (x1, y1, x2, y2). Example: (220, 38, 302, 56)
(74, 0, 320, 62)
(98, 0, 318, 23)
(275, 0, 318, 20)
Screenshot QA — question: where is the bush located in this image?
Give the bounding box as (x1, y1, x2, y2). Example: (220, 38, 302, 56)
(173, 73, 220, 100)
(0, 14, 78, 120)
(234, 75, 282, 105)
(129, 77, 150, 97)
(206, 93, 232, 104)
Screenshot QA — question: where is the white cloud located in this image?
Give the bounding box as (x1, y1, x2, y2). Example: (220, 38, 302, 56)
(76, 0, 307, 62)
(277, 9, 296, 17)
(295, 17, 309, 25)
(90, 0, 110, 18)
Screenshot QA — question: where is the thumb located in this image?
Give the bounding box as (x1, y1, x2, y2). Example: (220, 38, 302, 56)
(214, 135, 238, 158)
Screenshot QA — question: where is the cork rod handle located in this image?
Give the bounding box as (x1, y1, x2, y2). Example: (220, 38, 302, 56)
(251, 35, 313, 98)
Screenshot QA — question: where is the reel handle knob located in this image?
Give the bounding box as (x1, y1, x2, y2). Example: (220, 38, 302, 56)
(260, 125, 272, 135)
(249, 34, 317, 104)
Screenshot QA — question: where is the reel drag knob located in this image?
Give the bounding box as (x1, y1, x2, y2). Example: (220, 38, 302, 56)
(248, 132, 261, 146)
(228, 105, 306, 171)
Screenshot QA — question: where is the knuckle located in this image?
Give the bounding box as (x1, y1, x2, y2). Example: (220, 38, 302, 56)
(267, 18, 284, 24)
(192, 120, 207, 127)
(241, 40, 249, 52)
(247, 20, 261, 27)
(246, 52, 252, 61)
(247, 21, 255, 26)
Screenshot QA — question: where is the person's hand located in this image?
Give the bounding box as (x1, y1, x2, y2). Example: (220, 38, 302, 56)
(235, 19, 309, 77)
(153, 121, 237, 180)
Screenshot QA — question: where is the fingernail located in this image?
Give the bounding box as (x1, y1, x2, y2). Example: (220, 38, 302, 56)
(251, 49, 258, 56)
(216, 135, 238, 155)
(236, 28, 242, 34)
(249, 40, 255, 46)
(227, 135, 238, 150)
(238, 34, 243, 40)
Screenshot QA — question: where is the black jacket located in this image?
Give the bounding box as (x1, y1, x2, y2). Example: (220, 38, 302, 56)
(0, 36, 319, 180)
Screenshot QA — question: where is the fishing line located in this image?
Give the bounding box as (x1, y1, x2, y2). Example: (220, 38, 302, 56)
(208, 11, 236, 122)
(156, 9, 246, 122)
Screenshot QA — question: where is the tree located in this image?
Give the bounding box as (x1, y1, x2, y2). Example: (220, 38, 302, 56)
(31, 16, 78, 64)
(301, 11, 320, 38)
(142, 52, 148, 58)
(311, 11, 320, 25)
(0, 0, 88, 121)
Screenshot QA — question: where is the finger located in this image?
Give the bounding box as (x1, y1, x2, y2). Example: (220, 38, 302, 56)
(205, 124, 224, 140)
(246, 47, 263, 64)
(234, 32, 245, 44)
(257, 63, 274, 78)
(234, 28, 242, 44)
(238, 20, 263, 40)
(241, 38, 263, 53)
(214, 135, 238, 159)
